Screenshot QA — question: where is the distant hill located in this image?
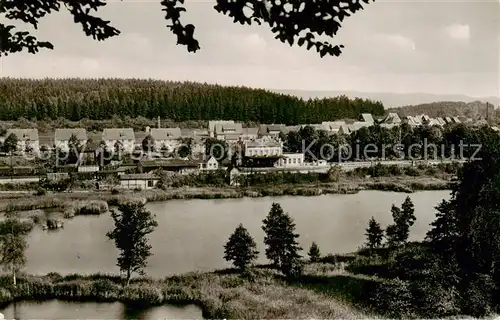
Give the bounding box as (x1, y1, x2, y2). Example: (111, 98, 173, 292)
(273, 89, 500, 109)
(388, 101, 499, 121)
(0, 78, 385, 124)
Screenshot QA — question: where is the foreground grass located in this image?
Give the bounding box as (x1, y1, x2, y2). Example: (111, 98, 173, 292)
(0, 267, 371, 319)
(0, 175, 452, 212)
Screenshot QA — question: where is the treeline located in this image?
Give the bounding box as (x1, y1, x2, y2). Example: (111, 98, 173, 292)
(390, 100, 498, 120)
(0, 78, 385, 124)
(284, 123, 496, 161)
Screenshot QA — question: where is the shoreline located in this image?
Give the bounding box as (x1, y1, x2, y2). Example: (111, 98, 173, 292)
(0, 265, 373, 319)
(0, 175, 452, 213)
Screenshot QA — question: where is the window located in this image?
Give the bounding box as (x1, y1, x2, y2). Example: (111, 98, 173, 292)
(147, 180, 154, 187)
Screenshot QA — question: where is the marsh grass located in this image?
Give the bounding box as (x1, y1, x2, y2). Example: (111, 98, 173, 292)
(0, 268, 370, 319)
(0, 175, 451, 213)
(62, 200, 109, 218)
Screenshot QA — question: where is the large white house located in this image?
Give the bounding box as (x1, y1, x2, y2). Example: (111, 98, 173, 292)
(150, 128, 182, 152)
(102, 128, 135, 153)
(1, 129, 40, 153)
(244, 137, 283, 157)
(54, 129, 87, 152)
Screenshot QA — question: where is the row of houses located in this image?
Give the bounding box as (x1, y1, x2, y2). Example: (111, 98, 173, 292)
(0, 113, 487, 155)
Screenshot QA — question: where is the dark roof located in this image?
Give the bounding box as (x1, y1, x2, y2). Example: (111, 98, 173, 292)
(5, 129, 39, 141)
(120, 173, 158, 180)
(102, 128, 135, 141)
(142, 159, 201, 168)
(55, 128, 87, 141)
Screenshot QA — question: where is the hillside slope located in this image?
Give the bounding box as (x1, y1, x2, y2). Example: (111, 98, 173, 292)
(0, 78, 384, 124)
(387, 101, 499, 120)
(276, 89, 500, 108)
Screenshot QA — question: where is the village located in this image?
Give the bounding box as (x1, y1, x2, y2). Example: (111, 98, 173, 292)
(0, 112, 488, 190)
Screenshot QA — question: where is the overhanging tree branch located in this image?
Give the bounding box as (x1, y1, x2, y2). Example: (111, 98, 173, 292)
(0, 0, 374, 57)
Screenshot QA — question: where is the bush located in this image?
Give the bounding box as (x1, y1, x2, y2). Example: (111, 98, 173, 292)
(63, 200, 108, 218)
(36, 187, 47, 196)
(409, 280, 460, 318)
(404, 167, 421, 176)
(111, 189, 120, 195)
(460, 274, 495, 317)
(368, 279, 413, 318)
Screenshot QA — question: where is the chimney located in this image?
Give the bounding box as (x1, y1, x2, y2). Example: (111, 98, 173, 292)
(157, 116, 161, 129)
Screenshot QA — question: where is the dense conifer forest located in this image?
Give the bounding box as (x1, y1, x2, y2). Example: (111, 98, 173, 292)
(0, 78, 385, 123)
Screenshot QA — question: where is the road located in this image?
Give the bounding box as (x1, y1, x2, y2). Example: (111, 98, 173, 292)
(0, 159, 467, 183)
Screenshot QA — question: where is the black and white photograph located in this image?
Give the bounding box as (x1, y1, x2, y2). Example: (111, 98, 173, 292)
(0, 0, 499, 318)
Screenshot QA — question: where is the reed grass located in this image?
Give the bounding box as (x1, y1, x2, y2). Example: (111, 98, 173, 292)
(0, 176, 451, 213)
(62, 200, 109, 218)
(0, 269, 370, 319)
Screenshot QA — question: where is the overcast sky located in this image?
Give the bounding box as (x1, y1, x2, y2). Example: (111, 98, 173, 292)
(1, 0, 499, 97)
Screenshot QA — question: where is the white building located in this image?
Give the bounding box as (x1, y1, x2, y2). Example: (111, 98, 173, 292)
(102, 128, 135, 153)
(119, 173, 158, 190)
(199, 156, 219, 171)
(54, 128, 88, 152)
(277, 153, 304, 167)
(244, 137, 283, 157)
(1, 129, 40, 154)
(150, 128, 182, 152)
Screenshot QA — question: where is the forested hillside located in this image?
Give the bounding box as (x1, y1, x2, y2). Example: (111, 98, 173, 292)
(0, 78, 385, 124)
(389, 101, 499, 120)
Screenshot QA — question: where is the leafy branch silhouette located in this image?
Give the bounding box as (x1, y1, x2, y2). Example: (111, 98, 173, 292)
(0, 0, 374, 58)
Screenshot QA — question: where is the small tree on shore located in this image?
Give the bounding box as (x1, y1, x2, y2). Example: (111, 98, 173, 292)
(386, 197, 416, 247)
(308, 242, 321, 262)
(224, 224, 259, 271)
(106, 200, 158, 286)
(0, 211, 29, 286)
(262, 202, 303, 276)
(365, 216, 384, 250)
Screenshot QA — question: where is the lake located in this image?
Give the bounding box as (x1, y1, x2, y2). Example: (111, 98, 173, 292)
(0, 300, 202, 319)
(24, 190, 451, 277)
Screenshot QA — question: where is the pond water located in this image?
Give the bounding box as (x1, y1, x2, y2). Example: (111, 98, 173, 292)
(0, 300, 202, 320)
(24, 190, 451, 277)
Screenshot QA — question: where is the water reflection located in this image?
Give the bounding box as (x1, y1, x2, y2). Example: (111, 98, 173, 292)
(0, 300, 203, 320)
(24, 191, 451, 277)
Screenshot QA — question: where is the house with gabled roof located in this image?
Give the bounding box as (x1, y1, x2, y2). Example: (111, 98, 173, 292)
(258, 124, 285, 137)
(102, 128, 135, 153)
(383, 112, 402, 124)
(322, 121, 346, 134)
(1, 129, 40, 153)
(214, 122, 243, 141)
(150, 128, 182, 152)
(208, 120, 235, 138)
(55, 128, 87, 152)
